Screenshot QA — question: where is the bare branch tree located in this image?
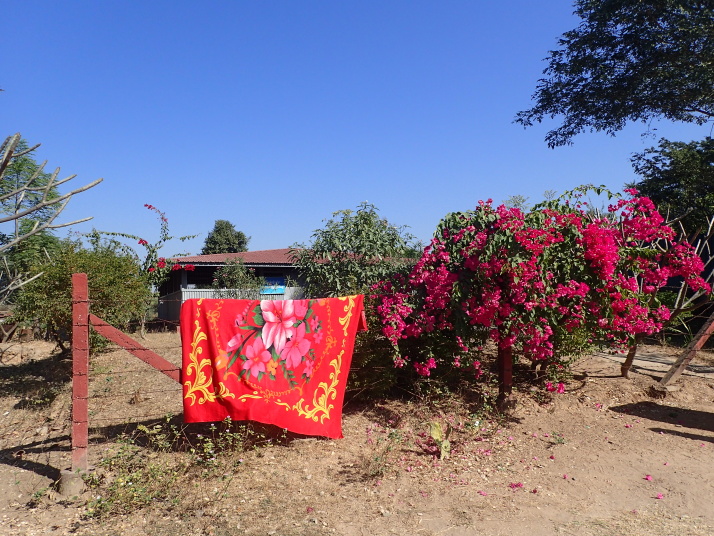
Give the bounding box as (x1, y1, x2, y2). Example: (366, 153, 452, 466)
(0, 133, 103, 301)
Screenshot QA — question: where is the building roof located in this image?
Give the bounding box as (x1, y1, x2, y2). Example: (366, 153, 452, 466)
(174, 248, 296, 266)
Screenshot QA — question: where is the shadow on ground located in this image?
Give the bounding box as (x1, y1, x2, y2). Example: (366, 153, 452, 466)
(610, 401, 714, 434)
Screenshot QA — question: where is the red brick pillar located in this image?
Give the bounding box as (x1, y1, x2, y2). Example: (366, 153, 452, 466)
(71, 273, 89, 472)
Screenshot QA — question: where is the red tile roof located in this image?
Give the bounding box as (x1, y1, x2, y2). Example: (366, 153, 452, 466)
(174, 248, 297, 265)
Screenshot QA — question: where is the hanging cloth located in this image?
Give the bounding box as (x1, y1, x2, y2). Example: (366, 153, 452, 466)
(181, 295, 366, 438)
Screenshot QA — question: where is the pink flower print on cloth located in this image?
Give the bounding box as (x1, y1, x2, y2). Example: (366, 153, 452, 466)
(243, 337, 271, 379)
(281, 321, 311, 369)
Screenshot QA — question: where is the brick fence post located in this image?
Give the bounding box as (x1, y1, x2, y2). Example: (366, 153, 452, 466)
(71, 273, 89, 472)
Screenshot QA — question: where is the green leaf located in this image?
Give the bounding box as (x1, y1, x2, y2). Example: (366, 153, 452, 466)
(226, 350, 242, 371)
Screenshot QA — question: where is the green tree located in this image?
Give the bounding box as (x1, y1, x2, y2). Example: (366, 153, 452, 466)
(515, 0, 714, 148)
(290, 202, 420, 400)
(0, 134, 102, 303)
(1, 138, 59, 234)
(630, 137, 714, 231)
(201, 220, 249, 255)
(289, 202, 418, 298)
(14, 239, 152, 352)
(211, 258, 265, 299)
(2, 221, 61, 276)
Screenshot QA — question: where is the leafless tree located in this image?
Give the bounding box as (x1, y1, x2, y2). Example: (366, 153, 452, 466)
(0, 133, 103, 302)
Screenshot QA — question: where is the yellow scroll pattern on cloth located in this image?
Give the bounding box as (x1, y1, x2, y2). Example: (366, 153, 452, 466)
(290, 296, 356, 423)
(184, 296, 358, 420)
(183, 320, 215, 405)
(292, 349, 343, 423)
(184, 301, 235, 406)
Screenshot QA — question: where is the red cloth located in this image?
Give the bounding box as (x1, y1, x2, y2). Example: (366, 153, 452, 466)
(181, 295, 366, 438)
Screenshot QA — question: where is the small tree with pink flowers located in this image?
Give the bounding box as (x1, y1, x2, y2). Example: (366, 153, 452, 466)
(91, 204, 197, 335)
(374, 186, 710, 402)
(94, 204, 197, 290)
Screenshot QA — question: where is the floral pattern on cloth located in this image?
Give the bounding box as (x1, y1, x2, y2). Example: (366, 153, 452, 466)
(181, 295, 366, 439)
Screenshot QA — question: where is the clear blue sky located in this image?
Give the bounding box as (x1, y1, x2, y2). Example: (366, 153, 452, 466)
(4, 1, 708, 256)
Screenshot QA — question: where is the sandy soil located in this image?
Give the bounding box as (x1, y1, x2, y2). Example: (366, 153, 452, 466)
(1, 333, 714, 536)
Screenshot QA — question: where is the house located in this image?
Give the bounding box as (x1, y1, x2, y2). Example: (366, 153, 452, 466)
(158, 248, 304, 322)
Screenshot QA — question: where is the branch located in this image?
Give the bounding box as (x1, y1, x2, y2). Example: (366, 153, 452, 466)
(0, 177, 103, 223)
(0, 132, 103, 253)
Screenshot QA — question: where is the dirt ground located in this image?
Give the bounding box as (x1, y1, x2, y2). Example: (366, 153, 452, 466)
(1, 333, 714, 536)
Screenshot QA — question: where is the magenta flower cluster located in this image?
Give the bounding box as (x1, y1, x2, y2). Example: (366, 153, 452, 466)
(374, 188, 710, 375)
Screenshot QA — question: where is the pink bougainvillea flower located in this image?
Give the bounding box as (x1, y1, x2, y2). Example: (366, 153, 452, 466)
(655, 493, 664, 500)
(243, 337, 271, 378)
(556, 382, 565, 394)
(546, 382, 556, 392)
(261, 300, 298, 353)
(281, 322, 310, 369)
(644, 475, 652, 481)
(138, 238, 148, 245)
(148, 267, 155, 272)
(414, 357, 437, 377)
(477, 490, 488, 496)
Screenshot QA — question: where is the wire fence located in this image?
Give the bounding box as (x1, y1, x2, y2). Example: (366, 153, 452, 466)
(4, 275, 714, 478)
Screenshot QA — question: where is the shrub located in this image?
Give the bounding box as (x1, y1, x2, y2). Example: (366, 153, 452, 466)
(14, 239, 152, 352)
(289, 203, 420, 399)
(375, 187, 710, 381)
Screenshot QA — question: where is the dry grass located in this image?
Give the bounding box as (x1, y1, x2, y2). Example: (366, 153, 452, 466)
(1, 335, 714, 536)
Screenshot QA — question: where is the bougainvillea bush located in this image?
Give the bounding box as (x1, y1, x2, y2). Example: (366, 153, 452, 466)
(374, 187, 710, 382)
(94, 204, 196, 290)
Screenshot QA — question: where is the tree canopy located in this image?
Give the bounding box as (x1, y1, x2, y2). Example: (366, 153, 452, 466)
(515, 0, 714, 148)
(211, 258, 265, 299)
(630, 137, 714, 231)
(201, 220, 249, 255)
(0, 134, 102, 303)
(1, 138, 59, 231)
(289, 202, 418, 298)
(14, 239, 151, 351)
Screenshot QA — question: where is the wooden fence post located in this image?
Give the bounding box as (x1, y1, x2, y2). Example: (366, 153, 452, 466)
(660, 310, 714, 386)
(71, 273, 89, 472)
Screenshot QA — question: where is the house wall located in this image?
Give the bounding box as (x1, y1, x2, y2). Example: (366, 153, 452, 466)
(160, 265, 301, 295)
(158, 287, 306, 323)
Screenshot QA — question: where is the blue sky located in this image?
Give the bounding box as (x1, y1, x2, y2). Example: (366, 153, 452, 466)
(4, 1, 709, 256)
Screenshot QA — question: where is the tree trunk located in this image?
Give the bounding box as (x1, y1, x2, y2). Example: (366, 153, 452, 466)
(621, 334, 645, 378)
(497, 344, 517, 411)
(660, 310, 714, 386)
